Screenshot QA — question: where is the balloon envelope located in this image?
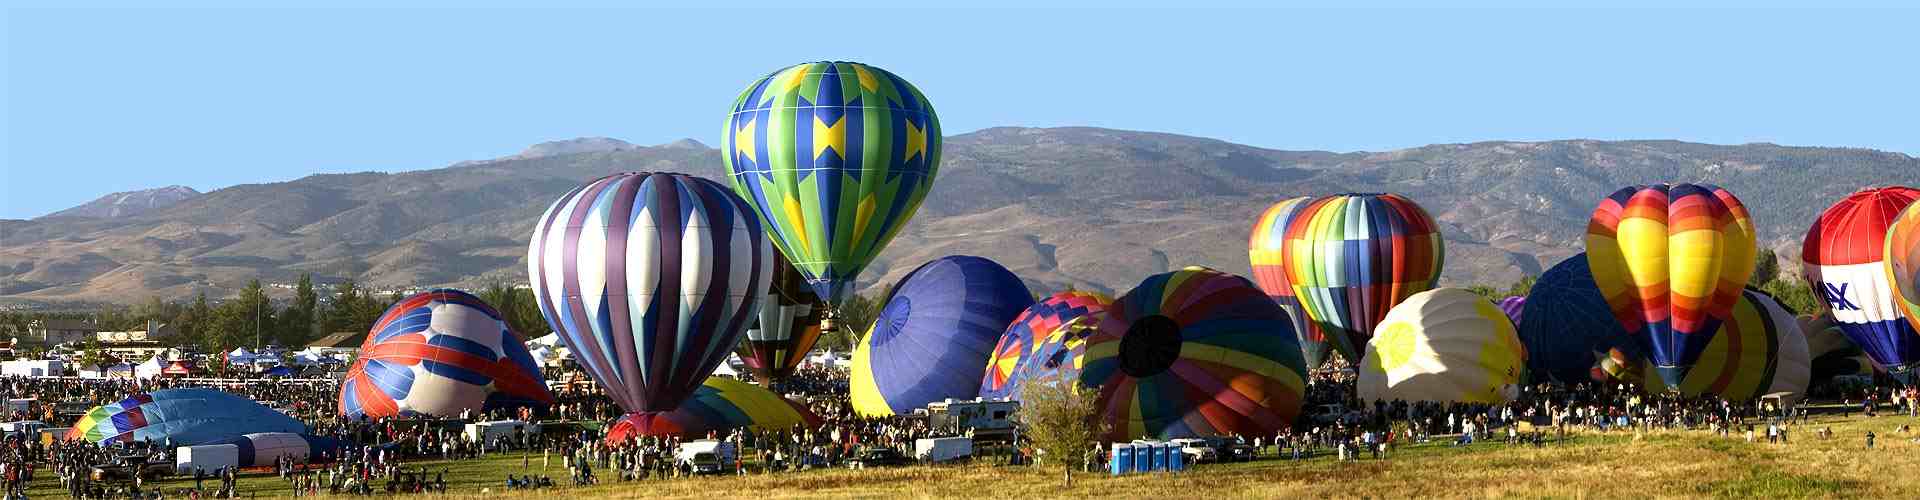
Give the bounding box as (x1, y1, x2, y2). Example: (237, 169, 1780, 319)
(1250, 196, 1332, 369)
(527, 172, 773, 413)
(1586, 184, 1756, 389)
(736, 251, 826, 383)
(1517, 253, 1637, 385)
(1082, 267, 1307, 441)
(1805, 186, 1920, 380)
(1283, 193, 1444, 366)
(340, 289, 553, 419)
(605, 377, 821, 441)
(1497, 296, 1526, 326)
(1358, 288, 1527, 404)
(850, 256, 1034, 416)
(68, 389, 305, 446)
(979, 291, 1112, 401)
(1641, 289, 1810, 401)
(722, 61, 940, 304)
(1883, 197, 1920, 381)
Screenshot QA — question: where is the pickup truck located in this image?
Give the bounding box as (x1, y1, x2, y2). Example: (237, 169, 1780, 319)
(1167, 438, 1217, 464)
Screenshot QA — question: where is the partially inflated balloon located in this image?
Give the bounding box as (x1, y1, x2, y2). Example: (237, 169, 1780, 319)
(340, 289, 553, 419)
(1586, 184, 1756, 389)
(528, 172, 773, 413)
(1082, 267, 1306, 441)
(1358, 288, 1526, 404)
(1884, 199, 1920, 381)
(736, 251, 826, 384)
(850, 256, 1033, 416)
(979, 291, 1112, 401)
(723, 61, 940, 304)
(1805, 187, 1920, 381)
(1656, 289, 1810, 401)
(68, 389, 306, 446)
(1517, 253, 1637, 385)
(1251, 196, 1333, 369)
(1496, 296, 1526, 326)
(604, 377, 821, 441)
(1284, 193, 1445, 365)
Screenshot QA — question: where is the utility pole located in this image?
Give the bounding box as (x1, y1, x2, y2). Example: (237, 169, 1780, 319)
(254, 299, 261, 349)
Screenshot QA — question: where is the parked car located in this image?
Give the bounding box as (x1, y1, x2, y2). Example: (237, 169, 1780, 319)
(1311, 404, 1347, 425)
(846, 448, 913, 469)
(1168, 438, 1217, 463)
(1207, 436, 1255, 462)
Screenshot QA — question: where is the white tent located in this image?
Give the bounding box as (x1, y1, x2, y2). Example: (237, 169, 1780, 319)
(528, 347, 552, 367)
(529, 333, 563, 348)
(135, 356, 165, 380)
(712, 361, 740, 378)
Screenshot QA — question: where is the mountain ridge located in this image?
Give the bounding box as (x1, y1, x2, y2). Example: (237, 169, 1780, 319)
(4, 126, 1916, 306)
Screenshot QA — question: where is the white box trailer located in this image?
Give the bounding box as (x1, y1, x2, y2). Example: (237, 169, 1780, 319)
(914, 437, 973, 463)
(176, 444, 239, 475)
(674, 439, 738, 475)
(463, 420, 539, 449)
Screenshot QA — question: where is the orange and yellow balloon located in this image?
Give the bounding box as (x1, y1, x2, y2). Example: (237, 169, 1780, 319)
(1586, 184, 1755, 390)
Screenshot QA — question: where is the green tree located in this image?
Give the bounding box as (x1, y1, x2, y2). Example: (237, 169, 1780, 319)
(1464, 285, 1503, 301)
(208, 280, 275, 349)
(1752, 248, 1781, 287)
(479, 281, 551, 338)
(1760, 276, 1822, 316)
(278, 274, 319, 346)
(1017, 374, 1109, 487)
(319, 279, 368, 336)
(1505, 275, 1537, 298)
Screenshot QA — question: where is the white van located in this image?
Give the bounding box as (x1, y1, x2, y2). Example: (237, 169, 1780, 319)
(675, 439, 737, 475)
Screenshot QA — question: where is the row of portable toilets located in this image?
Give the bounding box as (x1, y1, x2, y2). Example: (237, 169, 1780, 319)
(1109, 441, 1186, 474)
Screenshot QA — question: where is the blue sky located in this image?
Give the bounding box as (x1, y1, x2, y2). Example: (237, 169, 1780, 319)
(5, 5, 1918, 219)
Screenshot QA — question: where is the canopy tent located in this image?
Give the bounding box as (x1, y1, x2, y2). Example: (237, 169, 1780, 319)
(162, 361, 192, 377)
(712, 360, 741, 378)
(135, 356, 166, 380)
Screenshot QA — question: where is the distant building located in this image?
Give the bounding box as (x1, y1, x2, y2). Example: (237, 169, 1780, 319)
(306, 331, 365, 354)
(96, 320, 176, 360)
(26, 319, 96, 346)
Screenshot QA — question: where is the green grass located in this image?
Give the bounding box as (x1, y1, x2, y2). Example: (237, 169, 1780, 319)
(27, 412, 1920, 499)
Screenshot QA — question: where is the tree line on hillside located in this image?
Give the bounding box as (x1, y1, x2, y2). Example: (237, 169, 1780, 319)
(1463, 249, 1824, 317)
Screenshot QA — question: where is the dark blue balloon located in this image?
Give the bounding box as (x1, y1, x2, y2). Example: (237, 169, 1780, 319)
(850, 256, 1035, 415)
(1519, 253, 1640, 384)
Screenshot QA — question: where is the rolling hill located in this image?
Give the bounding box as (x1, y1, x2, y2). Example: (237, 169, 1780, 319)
(4, 127, 1917, 306)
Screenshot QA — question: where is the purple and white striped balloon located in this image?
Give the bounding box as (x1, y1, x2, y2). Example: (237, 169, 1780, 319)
(1497, 295, 1526, 327)
(527, 172, 772, 414)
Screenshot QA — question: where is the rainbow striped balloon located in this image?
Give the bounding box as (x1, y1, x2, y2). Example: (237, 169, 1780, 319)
(979, 291, 1112, 401)
(1249, 196, 1332, 369)
(722, 61, 940, 304)
(1886, 199, 1920, 379)
(603, 377, 821, 441)
(1281, 193, 1445, 365)
(1081, 267, 1306, 441)
(1585, 184, 1756, 389)
(1660, 289, 1810, 401)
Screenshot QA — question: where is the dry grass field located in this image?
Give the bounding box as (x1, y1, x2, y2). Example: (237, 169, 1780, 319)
(30, 412, 1920, 499)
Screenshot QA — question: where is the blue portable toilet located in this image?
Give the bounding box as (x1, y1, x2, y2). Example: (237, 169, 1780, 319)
(1132, 440, 1163, 472)
(1110, 443, 1133, 475)
(1166, 443, 1186, 471)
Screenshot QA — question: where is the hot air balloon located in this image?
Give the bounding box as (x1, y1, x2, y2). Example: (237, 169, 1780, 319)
(850, 256, 1033, 416)
(68, 389, 306, 446)
(1282, 193, 1444, 366)
(1586, 184, 1756, 389)
(1495, 296, 1526, 326)
(1357, 288, 1526, 404)
(722, 61, 940, 305)
(527, 172, 773, 414)
(1804, 186, 1920, 382)
(604, 377, 822, 441)
(1883, 197, 1920, 382)
(1250, 196, 1333, 369)
(1082, 267, 1306, 440)
(1656, 289, 1811, 401)
(1516, 253, 1637, 385)
(735, 251, 826, 384)
(980, 291, 1112, 401)
(339, 289, 554, 419)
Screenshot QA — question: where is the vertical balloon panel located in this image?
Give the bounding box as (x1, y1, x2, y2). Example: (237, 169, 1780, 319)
(527, 172, 772, 414)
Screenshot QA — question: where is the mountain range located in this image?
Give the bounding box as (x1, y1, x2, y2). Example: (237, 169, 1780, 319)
(5, 126, 1918, 307)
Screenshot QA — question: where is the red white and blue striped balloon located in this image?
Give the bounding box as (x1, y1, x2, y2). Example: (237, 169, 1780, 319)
(339, 289, 553, 419)
(528, 172, 773, 414)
